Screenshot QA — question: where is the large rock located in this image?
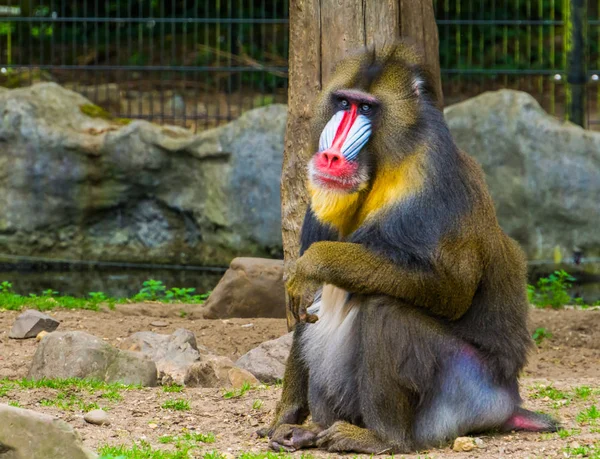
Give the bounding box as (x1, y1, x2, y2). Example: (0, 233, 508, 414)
(9, 309, 59, 339)
(28, 331, 157, 386)
(201, 257, 286, 319)
(0, 403, 97, 458)
(235, 332, 292, 383)
(121, 328, 206, 385)
(445, 90, 600, 260)
(0, 83, 286, 266)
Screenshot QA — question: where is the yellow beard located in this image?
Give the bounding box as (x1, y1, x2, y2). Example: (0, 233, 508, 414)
(308, 183, 363, 237)
(308, 153, 425, 237)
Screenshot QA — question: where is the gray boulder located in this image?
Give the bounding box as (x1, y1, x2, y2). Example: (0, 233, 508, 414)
(235, 332, 292, 383)
(120, 328, 206, 385)
(0, 83, 286, 266)
(9, 309, 59, 339)
(0, 403, 97, 459)
(445, 90, 600, 261)
(28, 331, 157, 386)
(201, 257, 286, 319)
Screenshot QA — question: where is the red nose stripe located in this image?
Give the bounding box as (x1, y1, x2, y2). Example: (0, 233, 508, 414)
(331, 104, 358, 150)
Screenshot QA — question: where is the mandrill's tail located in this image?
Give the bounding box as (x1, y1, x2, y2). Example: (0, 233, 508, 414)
(501, 407, 560, 432)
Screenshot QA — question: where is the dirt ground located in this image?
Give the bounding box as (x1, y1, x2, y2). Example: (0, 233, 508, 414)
(0, 305, 599, 458)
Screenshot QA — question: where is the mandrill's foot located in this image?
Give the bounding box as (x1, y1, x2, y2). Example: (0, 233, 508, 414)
(268, 424, 322, 452)
(316, 421, 405, 454)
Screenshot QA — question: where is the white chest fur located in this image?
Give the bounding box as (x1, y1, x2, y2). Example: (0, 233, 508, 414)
(301, 284, 358, 401)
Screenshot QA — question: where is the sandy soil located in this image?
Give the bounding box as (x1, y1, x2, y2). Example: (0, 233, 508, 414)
(0, 305, 599, 458)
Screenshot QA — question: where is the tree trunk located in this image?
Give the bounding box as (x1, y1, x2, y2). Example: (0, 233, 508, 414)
(281, 0, 442, 329)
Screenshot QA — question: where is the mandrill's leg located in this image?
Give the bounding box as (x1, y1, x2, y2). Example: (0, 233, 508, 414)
(269, 423, 324, 452)
(257, 325, 310, 438)
(316, 421, 402, 454)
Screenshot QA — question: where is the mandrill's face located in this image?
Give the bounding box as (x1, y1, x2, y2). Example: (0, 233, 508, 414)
(308, 89, 378, 194)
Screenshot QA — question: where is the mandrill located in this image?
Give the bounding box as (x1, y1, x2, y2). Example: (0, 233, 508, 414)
(259, 42, 559, 454)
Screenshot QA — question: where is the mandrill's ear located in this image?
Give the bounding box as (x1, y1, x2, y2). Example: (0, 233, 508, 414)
(410, 65, 441, 109)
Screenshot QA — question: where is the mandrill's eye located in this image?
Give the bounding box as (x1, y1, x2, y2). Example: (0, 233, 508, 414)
(339, 99, 350, 109)
(359, 103, 372, 115)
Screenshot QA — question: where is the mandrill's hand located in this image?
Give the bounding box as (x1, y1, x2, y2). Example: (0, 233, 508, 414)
(285, 257, 321, 323)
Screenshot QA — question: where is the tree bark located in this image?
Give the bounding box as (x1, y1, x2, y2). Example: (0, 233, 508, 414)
(281, 0, 442, 329)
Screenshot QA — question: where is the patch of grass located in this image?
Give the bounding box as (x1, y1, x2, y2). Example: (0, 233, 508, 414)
(252, 399, 263, 410)
(163, 384, 184, 393)
(101, 390, 123, 402)
(530, 384, 571, 408)
(2, 377, 140, 392)
(223, 381, 252, 399)
(40, 392, 99, 412)
(202, 453, 226, 459)
(238, 453, 315, 459)
(0, 278, 210, 312)
(563, 441, 600, 458)
(98, 441, 189, 459)
(576, 405, 600, 425)
(532, 327, 553, 345)
(558, 428, 582, 439)
(8, 400, 20, 407)
(161, 399, 190, 411)
(573, 386, 600, 400)
(531, 384, 569, 401)
(159, 431, 216, 448)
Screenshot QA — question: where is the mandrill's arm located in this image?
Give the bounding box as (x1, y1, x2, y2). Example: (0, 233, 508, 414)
(287, 240, 482, 321)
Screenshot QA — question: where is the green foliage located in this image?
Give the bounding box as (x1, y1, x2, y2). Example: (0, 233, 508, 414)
(252, 399, 263, 410)
(165, 287, 196, 301)
(98, 440, 190, 459)
(161, 399, 190, 411)
(528, 270, 577, 309)
(133, 280, 210, 304)
(0, 377, 139, 408)
(563, 441, 600, 458)
(159, 431, 215, 445)
(163, 384, 184, 393)
(0, 279, 210, 311)
(223, 381, 252, 399)
(532, 327, 553, 345)
(134, 279, 167, 301)
(557, 428, 581, 439)
(40, 392, 99, 412)
(237, 453, 315, 459)
(577, 405, 600, 425)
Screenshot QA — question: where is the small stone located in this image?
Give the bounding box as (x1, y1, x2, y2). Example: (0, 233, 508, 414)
(150, 321, 168, 328)
(148, 423, 158, 429)
(83, 409, 110, 426)
(474, 437, 485, 447)
(570, 441, 580, 449)
(241, 323, 254, 328)
(36, 330, 49, 341)
(453, 437, 476, 452)
(9, 310, 59, 339)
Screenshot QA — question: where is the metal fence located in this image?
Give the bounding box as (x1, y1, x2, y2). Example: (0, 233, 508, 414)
(0, 1, 289, 131)
(436, 0, 596, 128)
(0, 1, 598, 130)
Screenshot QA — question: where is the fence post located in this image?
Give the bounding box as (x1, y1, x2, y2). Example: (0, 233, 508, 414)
(564, 0, 588, 127)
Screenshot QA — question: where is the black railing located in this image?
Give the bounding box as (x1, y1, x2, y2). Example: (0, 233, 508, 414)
(0, 1, 289, 131)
